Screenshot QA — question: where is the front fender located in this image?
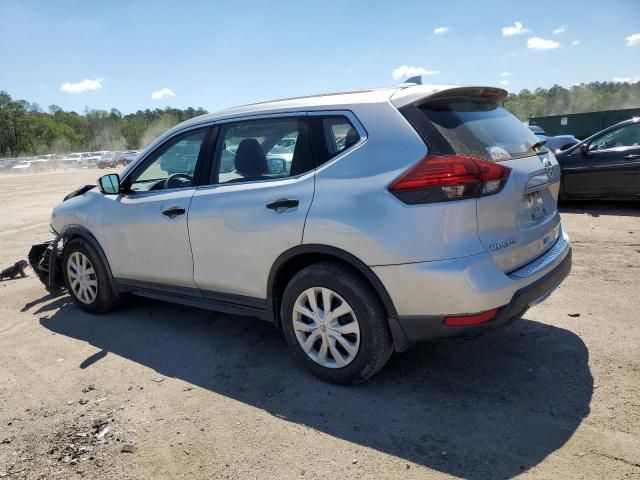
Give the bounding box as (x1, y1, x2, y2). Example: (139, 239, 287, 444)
(59, 225, 119, 294)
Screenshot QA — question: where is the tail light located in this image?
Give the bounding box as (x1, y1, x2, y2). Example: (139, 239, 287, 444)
(388, 155, 511, 204)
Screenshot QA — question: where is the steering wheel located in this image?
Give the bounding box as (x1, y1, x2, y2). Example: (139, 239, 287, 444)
(164, 173, 193, 190)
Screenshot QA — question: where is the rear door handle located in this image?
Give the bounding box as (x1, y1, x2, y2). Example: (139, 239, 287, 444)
(266, 198, 299, 212)
(162, 206, 186, 218)
(623, 154, 640, 160)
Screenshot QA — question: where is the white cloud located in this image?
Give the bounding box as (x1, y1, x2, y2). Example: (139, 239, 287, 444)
(151, 87, 175, 100)
(553, 25, 567, 35)
(571, 40, 580, 46)
(502, 21, 528, 37)
(391, 65, 440, 81)
(527, 37, 561, 50)
(500, 72, 512, 77)
(60, 77, 104, 94)
(626, 33, 640, 47)
(613, 76, 640, 84)
(499, 80, 510, 86)
(433, 26, 449, 35)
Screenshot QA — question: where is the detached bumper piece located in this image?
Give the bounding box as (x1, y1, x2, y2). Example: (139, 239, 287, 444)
(28, 237, 64, 292)
(389, 248, 572, 352)
(0, 260, 28, 280)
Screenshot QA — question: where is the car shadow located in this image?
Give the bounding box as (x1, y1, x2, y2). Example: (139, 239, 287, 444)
(36, 295, 592, 479)
(0, 274, 29, 283)
(560, 200, 640, 218)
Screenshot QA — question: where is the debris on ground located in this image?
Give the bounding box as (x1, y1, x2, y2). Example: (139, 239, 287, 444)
(0, 260, 28, 281)
(0, 260, 29, 280)
(96, 425, 110, 440)
(0, 412, 138, 477)
(568, 313, 581, 317)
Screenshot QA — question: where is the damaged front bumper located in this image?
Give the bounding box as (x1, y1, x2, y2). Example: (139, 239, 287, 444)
(29, 184, 98, 292)
(28, 235, 64, 292)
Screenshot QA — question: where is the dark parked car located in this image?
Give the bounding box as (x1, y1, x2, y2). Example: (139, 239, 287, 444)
(545, 135, 579, 153)
(528, 124, 547, 139)
(97, 152, 118, 168)
(556, 118, 640, 201)
(113, 150, 140, 166)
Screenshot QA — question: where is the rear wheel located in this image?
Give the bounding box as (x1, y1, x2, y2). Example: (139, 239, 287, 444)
(62, 238, 120, 313)
(281, 262, 393, 384)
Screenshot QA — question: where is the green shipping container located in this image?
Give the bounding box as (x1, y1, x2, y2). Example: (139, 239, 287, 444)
(529, 107, 640, 140)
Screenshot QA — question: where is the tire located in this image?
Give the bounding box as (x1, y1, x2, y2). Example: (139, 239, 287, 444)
(281, 261, 393, 384)
(62, 237, 120, 313)
(559, 182, 567, 203)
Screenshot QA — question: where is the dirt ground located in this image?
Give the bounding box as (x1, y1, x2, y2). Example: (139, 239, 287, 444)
(0, 168, 638, 480)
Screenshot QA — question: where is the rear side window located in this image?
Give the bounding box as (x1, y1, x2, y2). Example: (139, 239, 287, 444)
(310, 116, 361, 166)
(418, 100, 543, 161)
(211, 117, 313, 185)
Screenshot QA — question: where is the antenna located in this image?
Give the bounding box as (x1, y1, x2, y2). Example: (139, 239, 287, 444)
(399, 75, 423, 87)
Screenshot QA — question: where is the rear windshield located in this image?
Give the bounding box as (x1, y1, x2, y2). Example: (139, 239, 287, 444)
(420, 100, 545, 161)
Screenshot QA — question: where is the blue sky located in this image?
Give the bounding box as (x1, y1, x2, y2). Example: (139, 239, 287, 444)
(1, 0, 639, 114)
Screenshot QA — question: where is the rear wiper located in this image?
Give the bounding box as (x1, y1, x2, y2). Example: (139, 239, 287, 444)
(531, 140, 547, 152)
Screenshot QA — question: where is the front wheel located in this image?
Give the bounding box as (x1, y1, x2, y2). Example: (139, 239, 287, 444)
(281, 262, 393, 384)
(62, 238, 120, 313)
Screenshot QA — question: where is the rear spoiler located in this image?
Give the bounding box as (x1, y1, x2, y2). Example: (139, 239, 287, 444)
(391, 85, 508, 109)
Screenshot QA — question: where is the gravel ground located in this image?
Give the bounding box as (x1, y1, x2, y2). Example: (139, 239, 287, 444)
(0, 169, 638, 479)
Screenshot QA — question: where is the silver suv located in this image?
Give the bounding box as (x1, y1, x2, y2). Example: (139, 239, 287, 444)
(39, 84, 571, 383)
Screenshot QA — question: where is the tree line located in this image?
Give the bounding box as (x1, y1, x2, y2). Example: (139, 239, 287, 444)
(503, 81, 640, 121)
(0, 91, 207, 158)
(2, 80, 640, 157)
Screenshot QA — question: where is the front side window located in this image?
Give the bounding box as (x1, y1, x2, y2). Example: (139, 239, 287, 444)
(309, 116, 361, 166)
(129, 129, 208, 192)
(589, 123, 640, 151)
(213, 117, 312, 184)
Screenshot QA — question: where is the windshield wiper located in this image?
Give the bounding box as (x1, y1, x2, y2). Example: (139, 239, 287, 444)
(531, 140, 547, 152)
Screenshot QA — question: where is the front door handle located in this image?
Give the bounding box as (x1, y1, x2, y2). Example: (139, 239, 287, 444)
(623, 154, 640, 160)
(266, 198, 299, 212)
(162, 206, 186, 218)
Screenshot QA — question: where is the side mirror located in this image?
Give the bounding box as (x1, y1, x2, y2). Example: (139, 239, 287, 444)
(99, 174, 121, 194)
(579, 143, 589, 156)
(267, 158, 286, 174)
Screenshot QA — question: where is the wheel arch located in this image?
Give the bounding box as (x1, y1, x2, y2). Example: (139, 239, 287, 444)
(60, 225, 119, 293)
(267, 244, 398, 327)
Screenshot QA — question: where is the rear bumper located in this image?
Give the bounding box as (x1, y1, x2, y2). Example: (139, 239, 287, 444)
(381, 239, 572, 352)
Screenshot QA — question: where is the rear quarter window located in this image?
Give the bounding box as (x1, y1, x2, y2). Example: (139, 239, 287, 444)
(419, 100, 543, 161)
(310, 116, 361, 166)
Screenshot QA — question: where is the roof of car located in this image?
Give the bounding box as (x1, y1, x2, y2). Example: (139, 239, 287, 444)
(180, 87, 397, 127)
(175, 84, 466, 130)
